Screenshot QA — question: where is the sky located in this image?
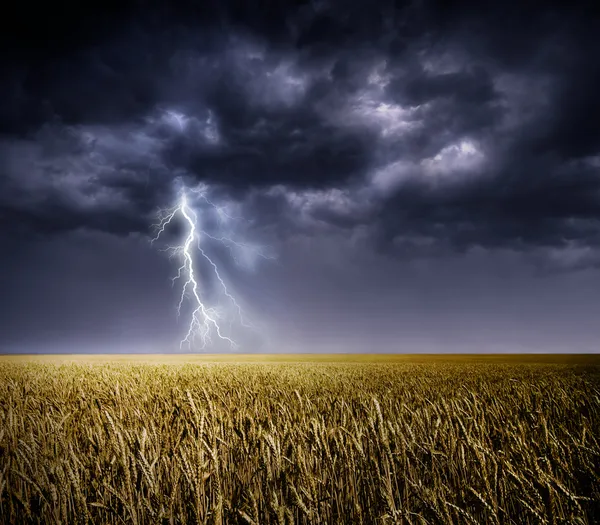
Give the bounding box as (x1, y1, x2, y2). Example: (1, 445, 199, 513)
(1, 0, 599, 353)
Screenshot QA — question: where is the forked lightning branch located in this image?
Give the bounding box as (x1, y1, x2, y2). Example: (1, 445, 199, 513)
(150, 183, 271, 350)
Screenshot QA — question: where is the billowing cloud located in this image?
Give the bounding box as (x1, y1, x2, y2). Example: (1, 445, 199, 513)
(2, 0, 600, 353)
(1, 0, 599, 258)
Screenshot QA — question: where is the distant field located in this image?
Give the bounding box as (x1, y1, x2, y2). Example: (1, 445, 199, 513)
(2, 352, 599, 364)
(1, 354, 598, 523)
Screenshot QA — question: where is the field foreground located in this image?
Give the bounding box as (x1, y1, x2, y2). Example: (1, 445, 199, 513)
(0, 354, 599, 524)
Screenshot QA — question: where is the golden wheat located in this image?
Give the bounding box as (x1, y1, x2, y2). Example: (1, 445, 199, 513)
(0, 357, 598, 524)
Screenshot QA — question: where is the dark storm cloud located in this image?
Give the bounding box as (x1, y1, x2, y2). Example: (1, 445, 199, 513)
(430, 1, 600, 162)
(376, 154, 600, 253)
(0, 121, 175, 238)
(367, 2, 600, 255)
(392, 66, 497, 107)
(159, 48, 380, 189)
(4, 0, 600, 355)
(0, 0, 599, 261)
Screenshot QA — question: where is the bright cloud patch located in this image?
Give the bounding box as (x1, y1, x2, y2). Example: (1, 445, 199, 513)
(151, 109, 221, 145)
(346, 96, 423, 137)
(266, 185, 372, 229)
(369, 160, 417, 193)
(421, 139, 485, 176)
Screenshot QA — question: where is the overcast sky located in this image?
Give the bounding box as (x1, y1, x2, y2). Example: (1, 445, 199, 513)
(1, 0, 599, 353)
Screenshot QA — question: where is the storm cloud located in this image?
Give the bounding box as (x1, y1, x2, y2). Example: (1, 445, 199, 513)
(1, 0, 599, 352)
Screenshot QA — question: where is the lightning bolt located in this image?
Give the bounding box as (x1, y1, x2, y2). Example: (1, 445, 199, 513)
(151, 183, 272, 350)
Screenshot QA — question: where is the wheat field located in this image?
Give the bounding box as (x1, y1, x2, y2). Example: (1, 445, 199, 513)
(0, 354, 598, 524)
